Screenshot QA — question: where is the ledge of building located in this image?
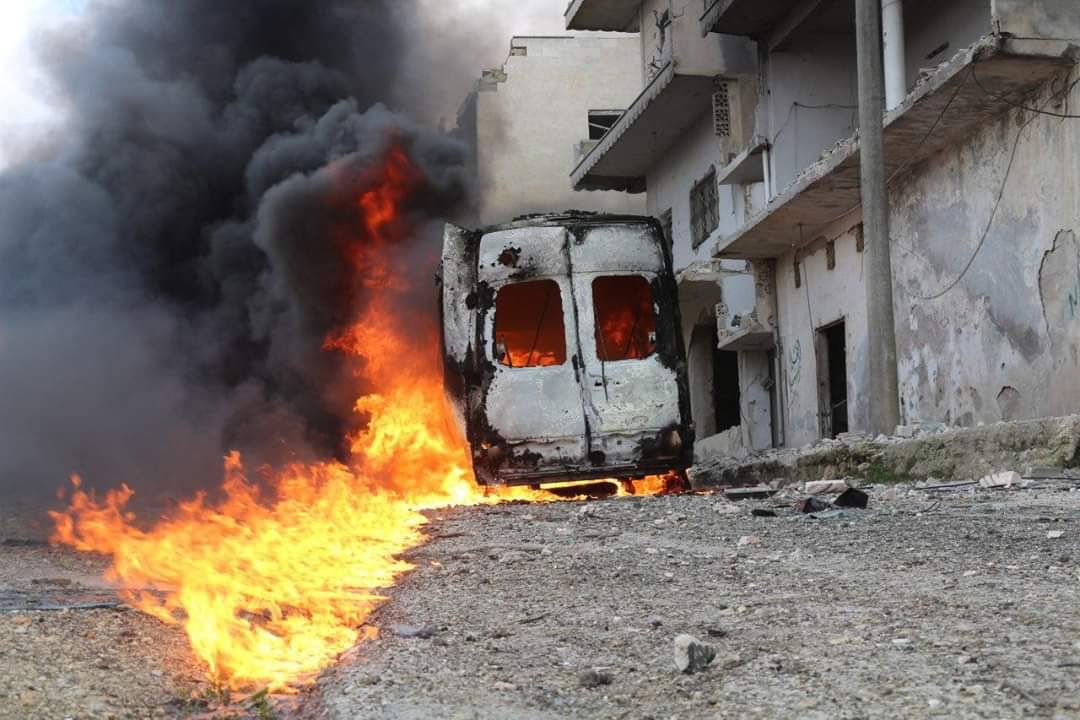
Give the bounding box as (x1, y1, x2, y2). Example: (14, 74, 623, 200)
(716, 135, 769, 186)
(565, 0, 640, 32)
(712, 36, 1078, 260)
(699, 0, 791, 39)
(717, 324, 774, 352)
(572, 63, 716, 193)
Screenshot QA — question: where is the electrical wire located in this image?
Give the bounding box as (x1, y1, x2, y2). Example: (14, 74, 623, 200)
(971, 59, 1080, 119)
(912, 68, 1078, 300)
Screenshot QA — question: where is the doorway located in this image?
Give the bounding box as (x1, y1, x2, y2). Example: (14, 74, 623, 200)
(817, 320, 848, 438)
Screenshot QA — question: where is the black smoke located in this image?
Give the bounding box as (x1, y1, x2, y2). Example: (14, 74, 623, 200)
(0, 1, 474, 505)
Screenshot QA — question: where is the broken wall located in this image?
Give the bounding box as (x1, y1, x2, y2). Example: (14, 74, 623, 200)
(891, 68, 1080, 426)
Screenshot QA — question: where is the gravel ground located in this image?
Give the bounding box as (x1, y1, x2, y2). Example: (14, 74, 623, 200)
(2, 483, 1079, 719)
(307, 483, 1080, 720)
(0, 542, 208, 720)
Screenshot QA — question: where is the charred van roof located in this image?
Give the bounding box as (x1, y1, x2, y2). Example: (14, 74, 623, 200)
(477, 211, 661, 235)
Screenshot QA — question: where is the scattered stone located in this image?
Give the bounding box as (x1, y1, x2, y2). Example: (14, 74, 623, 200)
(834, 487, 869, 509)
(646, 616, 663, 628)
(1047, 530, 1065, 539)
(390, 624, 435, 639)
(751, 508, 777, 517)
(737, 535, 760, 547)
(979, 471, 1021, 489)
(892, 638, 912, 648)
(673, 634, 717, 674)
(578, 668, 613, 688)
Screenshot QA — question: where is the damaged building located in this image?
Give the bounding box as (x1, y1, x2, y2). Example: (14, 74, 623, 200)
(456, 35, 646, 225)
(568, 0, 1080, 453)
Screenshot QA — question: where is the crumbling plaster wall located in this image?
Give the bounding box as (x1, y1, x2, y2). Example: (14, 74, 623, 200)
(891, 69, 1080, 427)
(472, 37, 645, 225)
(774, 228, 870, 447)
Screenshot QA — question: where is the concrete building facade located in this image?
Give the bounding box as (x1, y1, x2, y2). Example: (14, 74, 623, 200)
(457, 36, 646, 226)
(571, 0, 1080, 452)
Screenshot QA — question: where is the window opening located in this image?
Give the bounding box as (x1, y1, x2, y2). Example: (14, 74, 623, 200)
(690, 167, 719, 249)
(592, 276, 657, 361)
(494, 279, 566, 367)
(588, 110, 622, 140)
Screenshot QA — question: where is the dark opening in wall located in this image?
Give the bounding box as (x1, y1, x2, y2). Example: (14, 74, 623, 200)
(592, 275, 656, 361)
(494, 279, 566, 367)
(715, 349, 741, 433)
(817, 320, 849, 437)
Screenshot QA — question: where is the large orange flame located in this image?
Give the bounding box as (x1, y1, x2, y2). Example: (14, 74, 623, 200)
(49, 143, 667, 692)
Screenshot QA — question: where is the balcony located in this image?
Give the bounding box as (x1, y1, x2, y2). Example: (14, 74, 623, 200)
(716, 260, 775, 351)
(571, 17, 756, 193)
(565, 0, 640, 32)
(713, 35, 1077, 259)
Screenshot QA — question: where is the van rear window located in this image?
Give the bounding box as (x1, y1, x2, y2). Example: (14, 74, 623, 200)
(593, 275, 657, 361)
(494, 279, 567, 367)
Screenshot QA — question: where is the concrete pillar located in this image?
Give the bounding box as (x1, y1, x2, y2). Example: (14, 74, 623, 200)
(882, 0, 906, 110)
(855, 0, 901, 435)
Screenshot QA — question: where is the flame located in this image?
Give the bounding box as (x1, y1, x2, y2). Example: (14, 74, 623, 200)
(49, 142, 666, 692)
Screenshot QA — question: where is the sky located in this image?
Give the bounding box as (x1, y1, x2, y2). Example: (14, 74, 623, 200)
(0, 0, 573, 168)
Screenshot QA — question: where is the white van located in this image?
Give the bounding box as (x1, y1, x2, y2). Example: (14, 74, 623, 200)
(439, 213, 694, 487)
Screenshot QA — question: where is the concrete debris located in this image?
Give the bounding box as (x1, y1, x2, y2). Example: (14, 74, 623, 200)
(1047, 530, 1065, 539)
(389, 624, 435, 639)
(673, 634, 717, 674)
(736, 535, 760, 547)
(578, 668, 613, 688)
(724, 486, 776, 501)
(805, 480, 849, 495)
(834, 487, 869, 509)
(979, 471, 1022, 489)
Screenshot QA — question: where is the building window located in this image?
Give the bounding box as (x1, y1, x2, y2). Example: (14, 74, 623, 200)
(659, 208, 673, 249)
(690, 167, 719, 249)
(494, 280, 566, 367)
(588, 110, 622, 140)
(592, 276, 657, 361)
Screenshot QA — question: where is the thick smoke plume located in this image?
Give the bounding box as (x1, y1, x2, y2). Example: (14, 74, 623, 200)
(0, 1, 480, 506)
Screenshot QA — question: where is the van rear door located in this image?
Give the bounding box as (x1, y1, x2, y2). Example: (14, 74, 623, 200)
(566, 223, 685, 469)
(474, 226, 591, 480)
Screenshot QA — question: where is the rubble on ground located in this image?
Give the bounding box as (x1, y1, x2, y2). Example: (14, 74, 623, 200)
(690, 414, 1080, 489)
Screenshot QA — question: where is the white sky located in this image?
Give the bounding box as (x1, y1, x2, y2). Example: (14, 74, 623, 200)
(0, 0, 574, 168)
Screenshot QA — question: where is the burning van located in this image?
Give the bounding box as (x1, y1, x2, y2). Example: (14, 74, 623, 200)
(439, 212, 694, 487)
